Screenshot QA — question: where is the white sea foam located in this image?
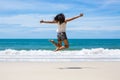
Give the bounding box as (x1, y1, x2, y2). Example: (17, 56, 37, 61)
(0, 48, 120, 62)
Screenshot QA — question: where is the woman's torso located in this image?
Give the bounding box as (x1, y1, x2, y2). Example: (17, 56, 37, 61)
(56, 22, 66, 33)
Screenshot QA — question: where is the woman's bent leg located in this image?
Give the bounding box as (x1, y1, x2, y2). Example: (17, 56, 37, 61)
(56, 39, 69, 51)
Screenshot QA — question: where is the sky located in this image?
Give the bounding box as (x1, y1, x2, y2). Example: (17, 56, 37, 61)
(0, 0, 120, 39)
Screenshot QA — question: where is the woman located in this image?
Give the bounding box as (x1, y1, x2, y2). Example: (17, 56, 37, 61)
(40, 13, 83, 51)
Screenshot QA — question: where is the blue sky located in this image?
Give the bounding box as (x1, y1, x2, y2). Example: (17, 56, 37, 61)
(0, 0, 120, 39)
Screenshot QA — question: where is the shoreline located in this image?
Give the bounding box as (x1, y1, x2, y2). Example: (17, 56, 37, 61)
(0, 62, 120, 80)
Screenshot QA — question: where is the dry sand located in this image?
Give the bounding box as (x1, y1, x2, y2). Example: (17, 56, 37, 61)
(0, 62, 120, 80)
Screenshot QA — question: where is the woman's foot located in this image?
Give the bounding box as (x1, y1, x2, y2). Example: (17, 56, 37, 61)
(49, 40, 55, 44)
(54, 47, 60, 51)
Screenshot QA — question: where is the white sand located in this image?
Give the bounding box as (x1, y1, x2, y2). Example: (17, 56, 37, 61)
(0, 62, 120, 80)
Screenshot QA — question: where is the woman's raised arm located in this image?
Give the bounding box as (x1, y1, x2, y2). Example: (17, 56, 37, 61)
(40, 20, 57, 24)
(65, 13, 83, 22)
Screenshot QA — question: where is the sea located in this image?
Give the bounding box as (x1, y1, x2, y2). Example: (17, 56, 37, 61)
(0, 39, 120, 62)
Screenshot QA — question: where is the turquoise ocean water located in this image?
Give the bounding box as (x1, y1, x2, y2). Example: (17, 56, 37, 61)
(0, 39, 120, 50)
(0, 39, 120, 62)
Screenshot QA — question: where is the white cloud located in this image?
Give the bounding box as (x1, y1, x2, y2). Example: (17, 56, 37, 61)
(0, 0, 120, 38)
(67, 16, 120, 31)
(105, 0, 120, 4)
(73, 0, 120, 13)
(67, 26, 120, 31)
(0, 14, 120, 31)
(0, 14, 55, 27)
(77, 0, 120, 5)
(0, 0, 72, 11)
(0, 0, 120, 32)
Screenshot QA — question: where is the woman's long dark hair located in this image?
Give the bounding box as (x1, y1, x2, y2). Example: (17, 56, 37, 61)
(54, 13, 65, 24)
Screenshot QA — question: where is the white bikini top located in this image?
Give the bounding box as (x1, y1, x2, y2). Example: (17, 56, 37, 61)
(56, 22, 66, 33)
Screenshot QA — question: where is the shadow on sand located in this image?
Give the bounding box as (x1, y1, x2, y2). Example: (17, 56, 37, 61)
(58, 67, 94, 70)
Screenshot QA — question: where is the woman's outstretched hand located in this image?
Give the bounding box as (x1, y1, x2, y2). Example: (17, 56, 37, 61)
(80, 13, 83, 17)
(40, 20, 44, 23)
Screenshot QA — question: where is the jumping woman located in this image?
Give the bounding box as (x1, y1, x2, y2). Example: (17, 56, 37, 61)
(40, 13, 83, 51)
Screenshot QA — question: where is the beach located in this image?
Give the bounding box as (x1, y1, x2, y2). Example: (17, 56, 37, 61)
(0, 39, 120, 80)
(0, 62, 120, 80)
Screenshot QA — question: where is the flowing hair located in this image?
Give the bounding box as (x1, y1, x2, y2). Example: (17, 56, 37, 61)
(54, 13, 65, 24)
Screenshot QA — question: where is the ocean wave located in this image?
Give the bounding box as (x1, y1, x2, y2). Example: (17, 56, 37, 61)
(0, 48, 120, 61)
(0, 48, 120, 54)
